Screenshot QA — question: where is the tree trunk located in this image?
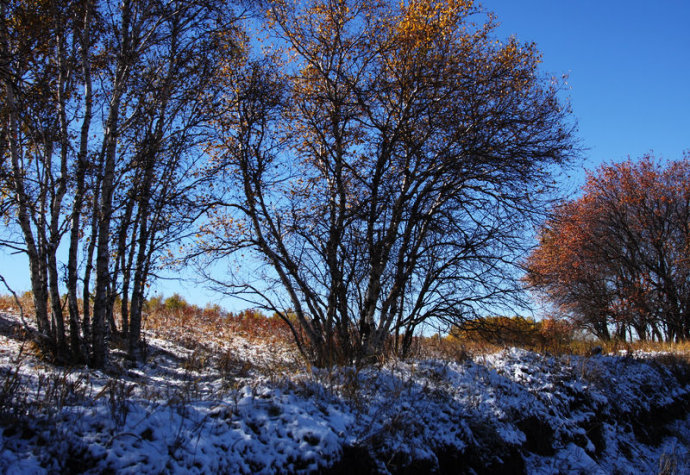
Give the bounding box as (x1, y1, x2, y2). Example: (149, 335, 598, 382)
(1, 25, 52, 341)
(91, 0, 133, 368)
(67, 0, 95, 361)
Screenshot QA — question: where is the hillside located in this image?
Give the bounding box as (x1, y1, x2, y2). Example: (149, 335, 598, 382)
(0, 309, 689, 474)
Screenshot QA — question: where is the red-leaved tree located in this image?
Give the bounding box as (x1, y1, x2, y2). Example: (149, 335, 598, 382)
(525, 154, 690, 342)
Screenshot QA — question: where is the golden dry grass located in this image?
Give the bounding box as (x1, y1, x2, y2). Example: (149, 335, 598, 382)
(429, 334, 690, 362)
(3, 292, 690, 364)
(0, 292, 34, 315)
(142, 296, 295, 348)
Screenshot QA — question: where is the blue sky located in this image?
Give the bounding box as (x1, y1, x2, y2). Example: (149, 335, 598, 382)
(488, 0, 690, 186)
(2, 1, 689, 309)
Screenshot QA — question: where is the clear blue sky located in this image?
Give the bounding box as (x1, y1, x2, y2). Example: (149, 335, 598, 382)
(487, 0, 690, 185)
(2, 1, 689, 309)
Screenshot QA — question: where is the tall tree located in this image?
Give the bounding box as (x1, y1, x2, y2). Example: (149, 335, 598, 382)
(0, 0, 242, 365)
(525, 155, 690, 342)
(203, 0, 577, 365)
(0, 0, 81, 358)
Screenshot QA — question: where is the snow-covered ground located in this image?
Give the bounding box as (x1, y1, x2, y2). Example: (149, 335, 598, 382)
(0, 310, 689, 474)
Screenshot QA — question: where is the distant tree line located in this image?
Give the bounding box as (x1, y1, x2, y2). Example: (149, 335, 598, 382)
(449, 315, 574, 350)
(1, 0, 578, 367)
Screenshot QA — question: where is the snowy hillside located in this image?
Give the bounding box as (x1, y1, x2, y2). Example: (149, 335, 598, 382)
(0, 310, 689, 474)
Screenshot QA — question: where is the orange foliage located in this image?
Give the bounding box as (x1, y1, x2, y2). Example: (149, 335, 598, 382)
(525, 154, 690, 342)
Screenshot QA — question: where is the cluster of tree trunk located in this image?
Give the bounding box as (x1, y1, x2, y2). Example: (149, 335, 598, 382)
(0, 0, 241, 366)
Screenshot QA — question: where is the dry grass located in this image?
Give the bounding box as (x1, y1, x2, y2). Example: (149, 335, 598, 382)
(0, 343, 90, 428)
(0, 292, 34, 316)
(565, 339, 690, 359)
(142, 295, 295, 348)
(4, 292, 690, 370)
(430, 314, 690, 361)
(407, 334, 502, 362)
(428, 334, 690, 365)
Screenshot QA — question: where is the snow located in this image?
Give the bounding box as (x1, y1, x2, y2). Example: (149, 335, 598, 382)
(0, 311, 689, 473)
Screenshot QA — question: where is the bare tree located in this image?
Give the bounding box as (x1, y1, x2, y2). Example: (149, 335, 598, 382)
(93, 0, 240, 361)
(0, 0, 81, 359)
(203, 0, 577, 365)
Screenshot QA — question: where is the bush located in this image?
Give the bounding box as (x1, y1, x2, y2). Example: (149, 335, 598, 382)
(444, 316, 578, 354)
